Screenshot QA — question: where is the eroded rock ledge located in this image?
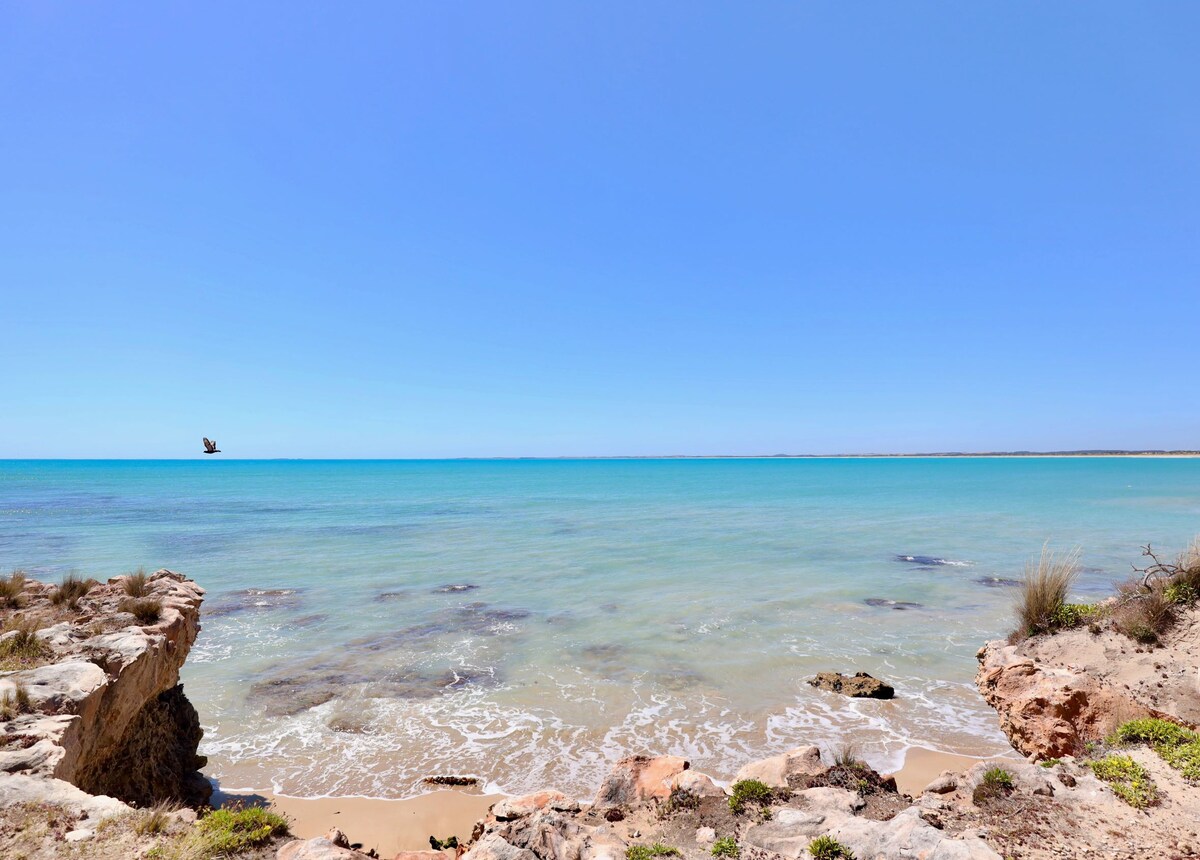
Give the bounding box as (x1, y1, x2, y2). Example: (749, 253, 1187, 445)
(975, 604, 1200, 758)
(0, 569, 209, 809)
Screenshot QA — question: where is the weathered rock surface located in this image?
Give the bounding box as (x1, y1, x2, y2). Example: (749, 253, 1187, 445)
(807, 671, 895, 699)
(592, 754, 689, 807)
(975, 636, 1158, 758)
(733, 744, 824, 788)
(0, 570, 210, 806)
(277, 836, 375, 860)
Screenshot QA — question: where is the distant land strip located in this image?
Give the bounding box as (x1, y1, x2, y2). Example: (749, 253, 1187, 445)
(494, 450, 1200, 460)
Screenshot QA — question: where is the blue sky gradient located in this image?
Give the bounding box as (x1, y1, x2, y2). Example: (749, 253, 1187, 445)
(2, 3, 1197, 457)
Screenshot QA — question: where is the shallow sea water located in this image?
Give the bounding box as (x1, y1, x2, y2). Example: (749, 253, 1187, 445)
(1, 458, 1197, 798)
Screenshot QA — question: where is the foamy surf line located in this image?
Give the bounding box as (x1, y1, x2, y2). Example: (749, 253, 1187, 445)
(199, 675, 1012, 800)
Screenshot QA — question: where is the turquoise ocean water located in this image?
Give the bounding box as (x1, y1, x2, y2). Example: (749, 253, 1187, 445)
(1, 458, 1197, 798)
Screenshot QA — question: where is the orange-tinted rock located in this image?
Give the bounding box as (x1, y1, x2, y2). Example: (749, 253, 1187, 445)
(592, 755, 688, 807)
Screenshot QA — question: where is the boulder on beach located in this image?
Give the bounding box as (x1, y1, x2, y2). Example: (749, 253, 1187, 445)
(808, 671, 895, 699)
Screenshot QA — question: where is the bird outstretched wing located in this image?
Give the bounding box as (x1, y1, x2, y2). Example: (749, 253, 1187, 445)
(203, 437, 215, 453)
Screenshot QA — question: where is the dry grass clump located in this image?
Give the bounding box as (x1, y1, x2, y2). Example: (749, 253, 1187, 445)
(1108, 541, 1200, 644)
(122, 568, 151, 598)
(0, 571, 27, 609)
(132, 800, 181, 837)
(0, 619, 51, 669)
(119, 597, 163, 625)
(50, 572, 98, 610)
(0, 683, 32, 721)
(1012, 546, 1081, 640)
(1113, 582, 1173, 644)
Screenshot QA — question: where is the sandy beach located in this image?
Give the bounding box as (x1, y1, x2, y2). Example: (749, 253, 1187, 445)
(259, 747, 1013, 855)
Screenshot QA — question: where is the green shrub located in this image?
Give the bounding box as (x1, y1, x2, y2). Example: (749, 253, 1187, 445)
(658, 786, 700, 818)
(1038, 758, 1063, 768)
(626, 844, 681, 860)
(972, 767, 1015, 804)
(728, 779, 774, 814)
(196, 806, 289, 854)
(808, 835, 856, 859)
(1164, 581, 1197, 605)
(1111, 717, 1200, 782)
(1049, 603, 1101, 628)
(1112, 718, 1198, 748)
(1087, 754, 1157, 808)
(711, 837, 739, 858)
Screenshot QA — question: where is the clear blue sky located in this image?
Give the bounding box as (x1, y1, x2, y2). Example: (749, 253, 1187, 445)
(2, 3, 1197, 457)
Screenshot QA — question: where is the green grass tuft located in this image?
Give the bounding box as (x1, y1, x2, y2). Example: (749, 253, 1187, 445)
(728, 779, 774, 815)
(1013, 545, 1080, 639)
(1087, 754, 1158, 808)
(626, 844, 682, 860)
(808, 835, 856, 859)
(195, 806, 289, 854)
(711, 837, 738, 858)
(972, 766, 1015, 805)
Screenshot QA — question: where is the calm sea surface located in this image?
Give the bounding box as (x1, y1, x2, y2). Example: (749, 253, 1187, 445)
(1, 458, 1197, 798)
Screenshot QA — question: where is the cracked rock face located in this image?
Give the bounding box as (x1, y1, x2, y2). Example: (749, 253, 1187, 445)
(0, 569, 210, 807)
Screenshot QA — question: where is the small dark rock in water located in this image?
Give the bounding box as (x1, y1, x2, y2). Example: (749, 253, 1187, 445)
(976, 576, 1022, 588)
(430, 836, 460, 850)
(435, 584, 479, 593)
(864, 598, 923, 610)
(808, 671, 895, 699)
(423, 775, 479, 787)
(373, 591, 408, 602)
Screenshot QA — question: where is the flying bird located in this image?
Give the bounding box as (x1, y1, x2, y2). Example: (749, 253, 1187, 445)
(202, 438, 221, 455)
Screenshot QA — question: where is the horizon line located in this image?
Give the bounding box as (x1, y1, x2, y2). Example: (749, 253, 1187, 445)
(3, 450, 1200, 461)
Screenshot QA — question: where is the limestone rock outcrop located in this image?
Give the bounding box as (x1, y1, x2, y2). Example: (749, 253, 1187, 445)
(0, 569, 210, 807)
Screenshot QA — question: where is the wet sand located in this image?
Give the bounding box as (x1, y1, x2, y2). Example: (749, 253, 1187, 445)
(267, 789, 501, 856)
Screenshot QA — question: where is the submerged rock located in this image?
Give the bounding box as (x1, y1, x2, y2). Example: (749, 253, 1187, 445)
(808, 671, 895, 699)
(435, 584, 480, 593)
(864, 598, 923, 610)
(975, 577, 1021, 588)
(206, 587, 304, 617)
